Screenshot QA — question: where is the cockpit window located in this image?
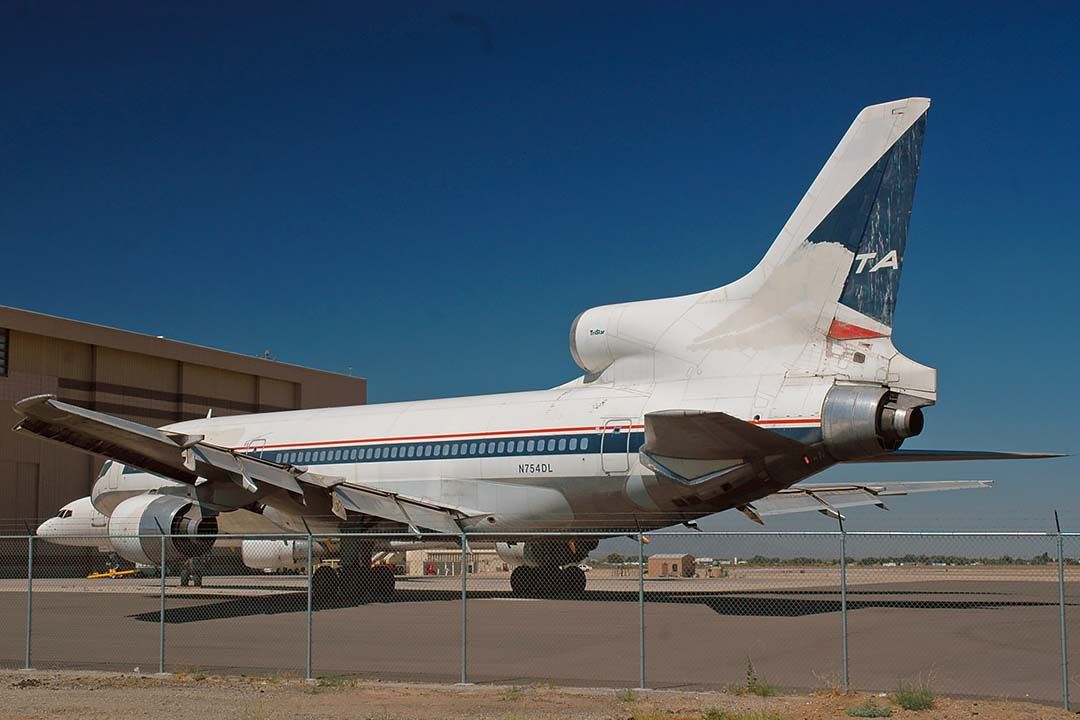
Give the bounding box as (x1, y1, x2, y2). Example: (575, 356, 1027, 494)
(56, 509, 72, 518)
(97, 461, 113, 478)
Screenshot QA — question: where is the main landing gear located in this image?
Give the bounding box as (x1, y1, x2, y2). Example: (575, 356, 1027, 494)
(312, 564, 396, 605)
(179, 557, 207, 587)
(312, 537, 396, 605)
(510, 565, 586, 598)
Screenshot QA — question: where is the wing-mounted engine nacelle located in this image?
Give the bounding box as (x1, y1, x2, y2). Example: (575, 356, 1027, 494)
(108, 494, 218, 566)
(821, 384, 928, 461)
(495, 538, 598, 568)
(240, 539, 327, 571)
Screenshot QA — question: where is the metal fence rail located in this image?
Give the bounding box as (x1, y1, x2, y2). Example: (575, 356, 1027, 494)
(1, 529, 1075, 709)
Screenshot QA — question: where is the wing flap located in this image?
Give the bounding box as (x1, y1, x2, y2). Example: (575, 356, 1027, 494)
(331, 483, 475, 534)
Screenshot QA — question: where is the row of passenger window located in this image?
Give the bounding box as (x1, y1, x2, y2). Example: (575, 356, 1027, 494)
(264, 434, 598, 466)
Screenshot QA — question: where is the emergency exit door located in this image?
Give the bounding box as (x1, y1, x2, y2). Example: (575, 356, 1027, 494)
(600, 418, 633, 474)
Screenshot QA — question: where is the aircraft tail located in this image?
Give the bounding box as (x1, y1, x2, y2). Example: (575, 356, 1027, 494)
(740, 97, 929, 339)
(566, 98, 933, 388)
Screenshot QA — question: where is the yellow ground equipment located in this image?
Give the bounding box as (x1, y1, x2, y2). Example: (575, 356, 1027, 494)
(87, 568, 138, 580)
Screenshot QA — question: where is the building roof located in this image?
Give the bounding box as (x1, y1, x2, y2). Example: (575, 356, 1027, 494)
(649, 553, 694, 559)
(0, 305, 364, 386)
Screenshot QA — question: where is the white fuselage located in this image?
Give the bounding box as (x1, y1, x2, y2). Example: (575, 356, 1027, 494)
(91, 379, 830, 534)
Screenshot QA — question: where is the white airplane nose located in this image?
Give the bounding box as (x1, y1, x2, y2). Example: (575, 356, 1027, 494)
(36, 518, 59, 538)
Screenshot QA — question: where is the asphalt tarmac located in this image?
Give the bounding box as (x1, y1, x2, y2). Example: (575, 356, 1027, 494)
(0, 572, 1075, 703)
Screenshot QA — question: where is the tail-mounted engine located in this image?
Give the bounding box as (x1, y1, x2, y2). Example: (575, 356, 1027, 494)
(108, 494, 218, 566)
(821, 384, 928, 461)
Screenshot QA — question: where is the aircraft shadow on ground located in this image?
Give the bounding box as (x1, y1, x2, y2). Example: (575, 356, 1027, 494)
(127, 587, 1072, 624)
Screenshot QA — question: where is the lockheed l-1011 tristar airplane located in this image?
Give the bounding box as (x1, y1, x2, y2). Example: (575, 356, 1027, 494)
(25, 97, 1060, 598)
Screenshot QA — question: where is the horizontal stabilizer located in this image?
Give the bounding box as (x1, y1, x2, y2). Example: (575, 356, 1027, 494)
(743, 480, 991, 521)
(849, 449, 1065, 463)
(644, 410, 806, 460)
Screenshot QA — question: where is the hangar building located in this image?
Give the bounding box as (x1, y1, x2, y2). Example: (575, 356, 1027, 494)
(0, 305, 366, 528)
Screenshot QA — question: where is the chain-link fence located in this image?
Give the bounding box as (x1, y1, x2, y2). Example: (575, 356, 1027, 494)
(2, 530, 1075, 708)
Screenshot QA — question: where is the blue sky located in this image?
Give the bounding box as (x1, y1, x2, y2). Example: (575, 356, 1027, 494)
(3, 2, 1077, 530)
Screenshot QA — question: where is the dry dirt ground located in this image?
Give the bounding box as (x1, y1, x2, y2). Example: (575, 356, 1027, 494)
(0, 670, 1073, 720)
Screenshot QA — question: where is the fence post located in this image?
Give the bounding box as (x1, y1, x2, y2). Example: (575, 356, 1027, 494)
(638, 532, 646, 690)
(1056, 513, 1070, 711)
(306, 533, 314, 680)
(159, 534, 166, 674)
(839, 520, 849, 693)
(24, 534, 33, 670)
(460, 531, 468, 684)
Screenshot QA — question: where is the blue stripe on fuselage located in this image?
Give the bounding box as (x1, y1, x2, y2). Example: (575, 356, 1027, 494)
(119, 425, 822, 473)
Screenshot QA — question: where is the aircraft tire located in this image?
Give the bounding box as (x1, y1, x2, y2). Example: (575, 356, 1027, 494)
(511, 566, 585, 598)
(510, 566, 534, 597)
(371, 565, 396, 600)
(339, 566, 369, 601)
(312, 565, 340, 605)
(537, 568, 562, 598)
(563, 566, 586, 595)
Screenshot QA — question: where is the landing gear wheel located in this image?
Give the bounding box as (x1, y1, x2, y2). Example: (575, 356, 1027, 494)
(563, 566, 586, 595)
(510, 566, 532, 596)
(179, 569, 190, 587)
(312, 565, 340, 605)
(339, 566, 369, 601)
(371, 565, 396, 600)
(536, 568, 561, 598)
(511, 567, 580, 598)
(336, 566, 396, 602)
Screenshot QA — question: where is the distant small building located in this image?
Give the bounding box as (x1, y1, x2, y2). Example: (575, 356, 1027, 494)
(648, 553, 695, 578)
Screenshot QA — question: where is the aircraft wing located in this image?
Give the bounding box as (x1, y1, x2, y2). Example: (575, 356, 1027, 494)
(14, 394, 308, 495)
(847, 449, 1065, 462)
(643, 409, 807, 459)
(13, 394, 480, 533)
(738, 480, 991, 523)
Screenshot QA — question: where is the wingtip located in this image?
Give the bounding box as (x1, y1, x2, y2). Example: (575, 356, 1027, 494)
(13, 394, 58, 414)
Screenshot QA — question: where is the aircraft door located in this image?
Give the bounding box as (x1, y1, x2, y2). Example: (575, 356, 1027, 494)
(600, 418, 633, 474)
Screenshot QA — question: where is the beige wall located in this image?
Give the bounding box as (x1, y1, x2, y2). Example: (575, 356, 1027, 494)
(0, 314, 366, 529)
(648, 555, 695, 578)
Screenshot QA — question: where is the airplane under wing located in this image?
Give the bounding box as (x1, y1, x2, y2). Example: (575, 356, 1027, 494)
(738, 480, 991, 524)
(13, 394, 480, 533)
